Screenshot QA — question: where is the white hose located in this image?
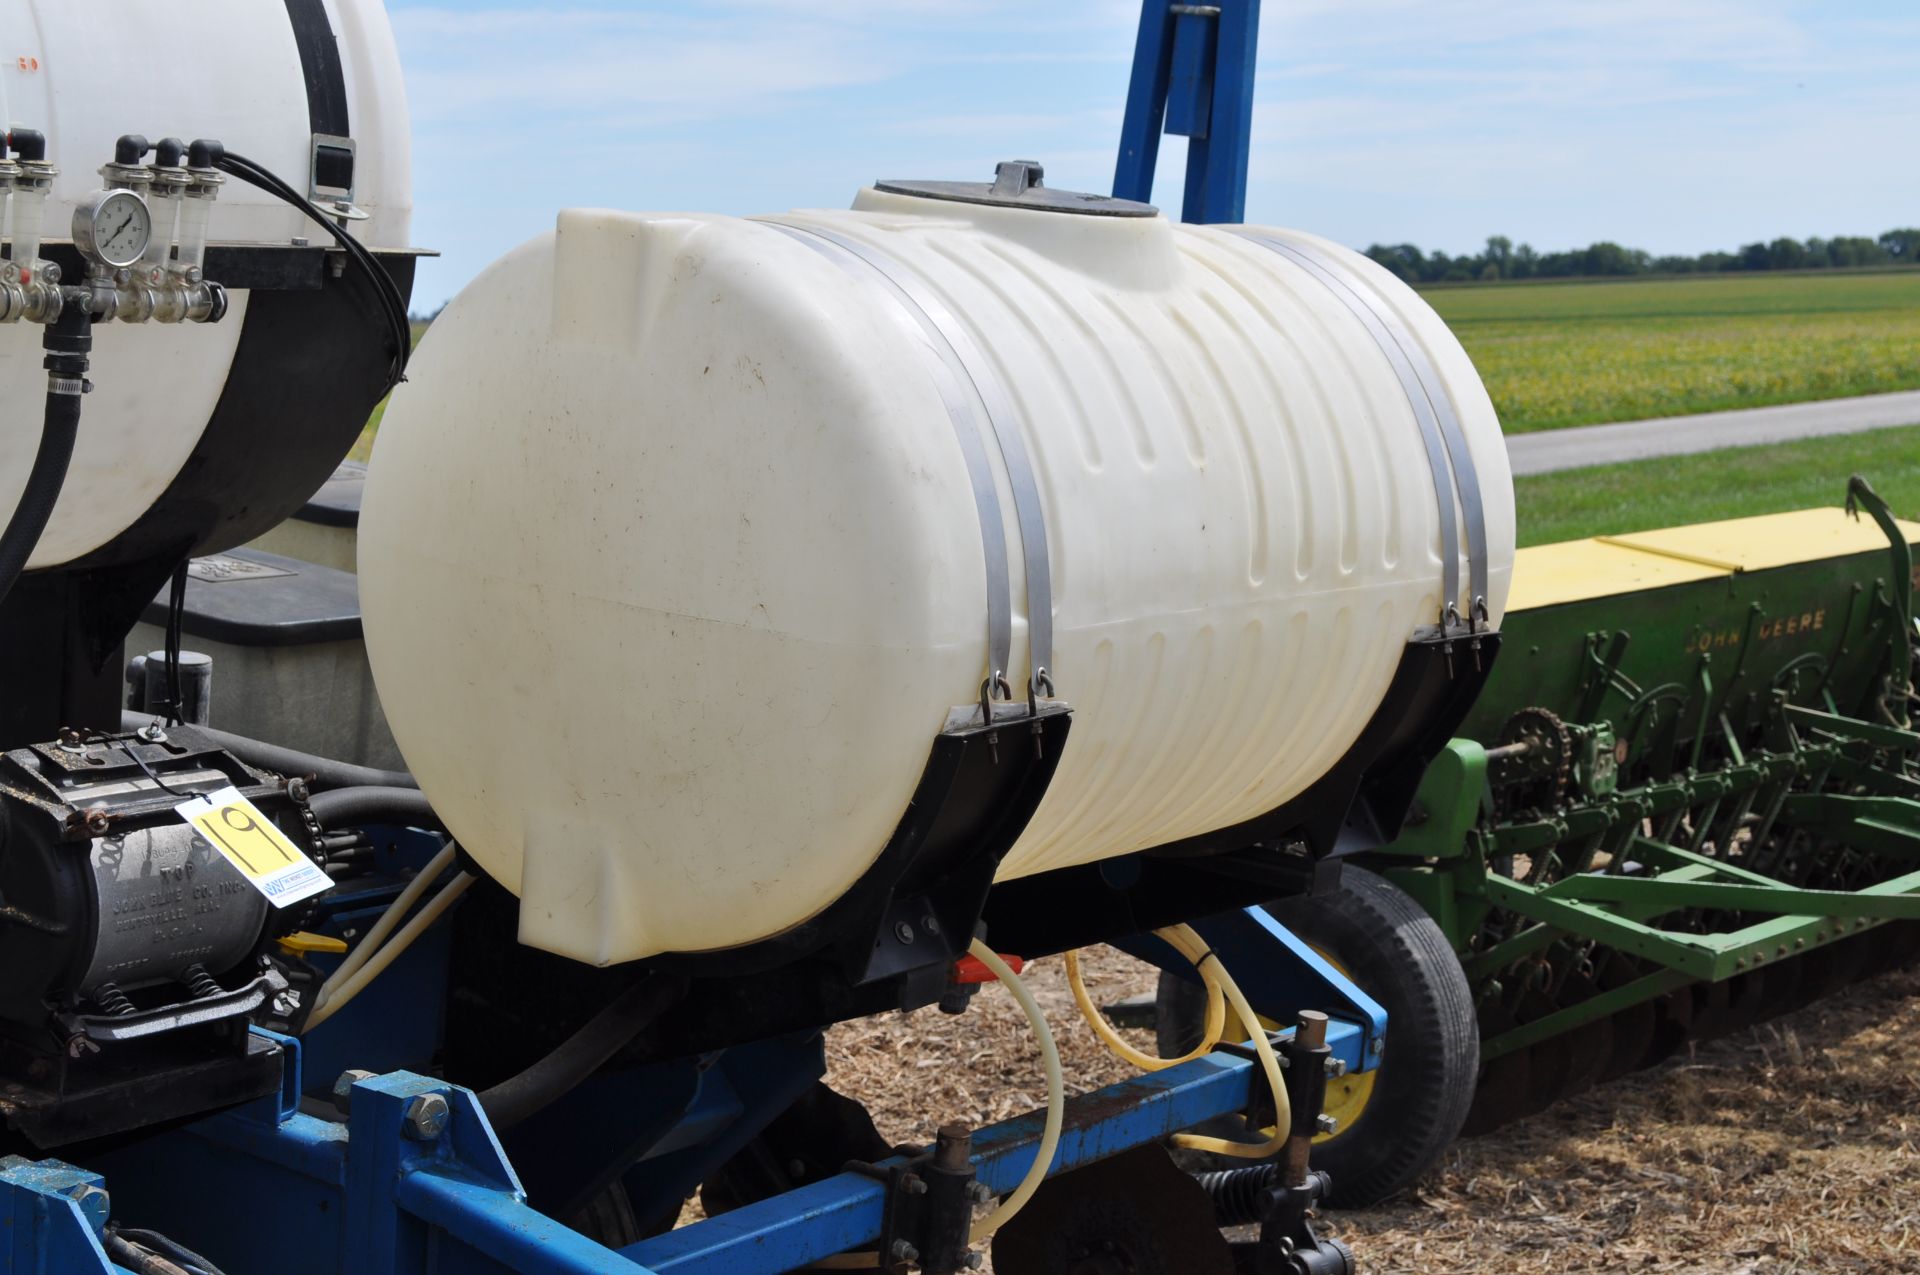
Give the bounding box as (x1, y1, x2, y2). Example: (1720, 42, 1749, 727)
(966, 939, 1063, 1243)
(312, 843, 459, 1013)
(303, 872, 474, 1031)
(809, 939, 1064, 1270)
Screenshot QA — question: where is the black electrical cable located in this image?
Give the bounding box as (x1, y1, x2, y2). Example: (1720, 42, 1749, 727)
(305, 784, 444, 832)
(203, 144, 412, 392)
(219, 148, 411, 384)
(121, 711, 417, 791)
(478, 972, 691, 1132)
(0, 377, 82, 609)
(222, 153, 411, 386)
(213, 148, 411, 383)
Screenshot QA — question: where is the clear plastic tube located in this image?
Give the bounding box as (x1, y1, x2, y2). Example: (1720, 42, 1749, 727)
(173, 192, 212, 274)
(10, 180, 48, 269)
(142, 187, 182, 271)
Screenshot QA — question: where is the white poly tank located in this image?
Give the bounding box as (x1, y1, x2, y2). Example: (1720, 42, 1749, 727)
(0, 0, 411, 568)
(359, 174, 1515, 966)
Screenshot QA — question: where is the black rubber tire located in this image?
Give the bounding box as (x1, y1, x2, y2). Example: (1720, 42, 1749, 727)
(1155, 866, 1479, 1207)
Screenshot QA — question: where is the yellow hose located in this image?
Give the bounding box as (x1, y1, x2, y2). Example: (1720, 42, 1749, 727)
(1069, 924, 1290, 1159)
(1064, 932, 1225, 1070)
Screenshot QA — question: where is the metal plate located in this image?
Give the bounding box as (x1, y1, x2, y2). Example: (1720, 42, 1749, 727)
(186, 554, 297, 583)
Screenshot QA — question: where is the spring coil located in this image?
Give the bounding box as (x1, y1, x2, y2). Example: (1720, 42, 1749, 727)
(182, 965, 223, 999)
(93, 982, 136, 1017)
(1193, 1164, 1279, 1227)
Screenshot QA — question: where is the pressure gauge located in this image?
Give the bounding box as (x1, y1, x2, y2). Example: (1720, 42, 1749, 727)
(72, 188, 154, 269)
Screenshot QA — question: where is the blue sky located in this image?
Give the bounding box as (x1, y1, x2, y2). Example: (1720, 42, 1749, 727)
(388, 0, 1920, 309)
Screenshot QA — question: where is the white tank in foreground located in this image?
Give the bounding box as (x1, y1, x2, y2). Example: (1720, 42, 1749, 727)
(358, 176, 1514, 966)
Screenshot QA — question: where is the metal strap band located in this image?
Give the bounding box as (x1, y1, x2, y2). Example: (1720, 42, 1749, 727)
(1234, 232, 1491, 627)
(283, 0, 352, 138)
(765, 219, 1056, 694)
(764, 220, 1015, 692)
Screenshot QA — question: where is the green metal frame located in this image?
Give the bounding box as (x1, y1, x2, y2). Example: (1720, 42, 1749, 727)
(1375, 480, 1920, 1066)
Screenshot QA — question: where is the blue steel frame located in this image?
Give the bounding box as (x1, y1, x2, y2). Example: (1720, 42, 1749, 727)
(1113, 0, 1263, 223)
(3, 907, 1381, 1275)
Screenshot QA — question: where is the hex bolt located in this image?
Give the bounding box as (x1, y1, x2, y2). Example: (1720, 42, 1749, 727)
(1324, 1056, 1349, 1078)
(895, 921, 916, 945)
(890, 1239, 919, 1263)
(968, 1181, 996, 1204)
(965, 1254, 985, 1270)
(404, 1092, 451, 1141)
(922, 914, 942, 936)
(1316, 1114, 1339, 1135)
(332, 1068, 377, 1116)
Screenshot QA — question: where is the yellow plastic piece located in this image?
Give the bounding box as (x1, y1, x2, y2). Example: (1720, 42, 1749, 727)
(1509, 508, 1920, 613)
(277, 931, 350, 955)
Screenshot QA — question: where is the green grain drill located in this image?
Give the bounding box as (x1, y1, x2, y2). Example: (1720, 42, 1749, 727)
(1160, 477, 1920, 1205)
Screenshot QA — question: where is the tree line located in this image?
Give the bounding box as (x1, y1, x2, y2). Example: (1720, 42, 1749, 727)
(1364, 229, 1920, 284)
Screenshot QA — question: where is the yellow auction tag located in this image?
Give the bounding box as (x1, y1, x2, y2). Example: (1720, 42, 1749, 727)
(176, 786, 332, 909)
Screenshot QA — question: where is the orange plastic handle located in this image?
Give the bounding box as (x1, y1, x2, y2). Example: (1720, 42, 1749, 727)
(951, 952, 1026, 984)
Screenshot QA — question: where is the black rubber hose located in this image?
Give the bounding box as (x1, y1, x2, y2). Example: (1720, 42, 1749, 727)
(0, 385, 81, 608)
(120, 712, 416, 791)
(478, 972, 690, 1132)
(102, 1232, 198, 1275)
(305, 784, 442, 832)
(113, 1228, 228, 1275)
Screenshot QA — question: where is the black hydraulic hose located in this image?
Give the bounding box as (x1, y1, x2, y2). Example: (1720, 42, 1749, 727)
(102, 1232, 200, 1275)
(0, 309, 92, 608)
(305, 784, 442, 832)
(478, 972, 691, 1132)
(0, 384, 80, 607)
(112, 1228, 228, 1275)
(120, 711, 417, 791)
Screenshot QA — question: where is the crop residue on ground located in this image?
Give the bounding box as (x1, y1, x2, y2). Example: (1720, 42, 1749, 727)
(825, 949, 1920, 1274)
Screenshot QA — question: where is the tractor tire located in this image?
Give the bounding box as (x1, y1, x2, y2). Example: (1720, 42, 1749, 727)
(1155, 865, 1478, 1207)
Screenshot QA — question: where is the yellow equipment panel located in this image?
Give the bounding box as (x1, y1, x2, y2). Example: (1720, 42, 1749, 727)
(1509, 508, 1920, 614)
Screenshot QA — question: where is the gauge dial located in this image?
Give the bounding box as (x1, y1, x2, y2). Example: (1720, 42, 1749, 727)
(73, 189, 154, 269)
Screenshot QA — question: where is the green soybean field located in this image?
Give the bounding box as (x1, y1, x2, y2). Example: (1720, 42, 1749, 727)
(1429, 269, 1920, 433)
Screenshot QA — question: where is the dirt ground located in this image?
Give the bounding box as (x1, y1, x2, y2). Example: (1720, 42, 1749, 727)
(823, 947, 1920, 1274)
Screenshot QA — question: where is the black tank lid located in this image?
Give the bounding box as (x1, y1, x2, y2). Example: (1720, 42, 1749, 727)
(877, 160, 1157, 218)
